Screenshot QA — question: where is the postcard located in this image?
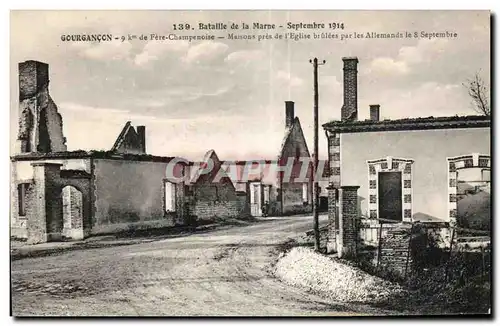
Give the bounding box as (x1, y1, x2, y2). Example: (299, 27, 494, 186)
(10, 10, 491, 317)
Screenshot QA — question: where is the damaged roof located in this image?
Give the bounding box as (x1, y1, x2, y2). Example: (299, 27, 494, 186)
(111, 121, 134, 151)
(323, 115, 491, 133)
(10, 150, 183, 163)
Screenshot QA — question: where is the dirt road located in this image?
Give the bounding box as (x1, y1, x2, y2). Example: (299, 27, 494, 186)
(11, 215, 386, 316)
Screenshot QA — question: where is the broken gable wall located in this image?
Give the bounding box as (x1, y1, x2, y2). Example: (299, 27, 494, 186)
(17, 61, 66, 153)
(39, 93, 66, 152)
(189, 153, 249, 222)
(112, 123, 145, 154)
(190, 176, 245, 222)
(278, 122, 313, 215)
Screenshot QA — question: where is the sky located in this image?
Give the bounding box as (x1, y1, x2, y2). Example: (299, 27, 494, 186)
(10, 10, 490, 161)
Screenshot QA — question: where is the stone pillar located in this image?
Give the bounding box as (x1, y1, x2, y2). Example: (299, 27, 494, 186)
(326, 184, 339, 253)
(44, 163, 63, 241)
(175, 181, 186, 225)
(338, 185, 360, 259)
(28, 162, 63, 244)
(27, 163, 48, 244)
(326, 131, 341, 254)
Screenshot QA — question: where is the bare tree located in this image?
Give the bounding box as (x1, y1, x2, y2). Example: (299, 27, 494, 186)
(463, 72, 491, 116)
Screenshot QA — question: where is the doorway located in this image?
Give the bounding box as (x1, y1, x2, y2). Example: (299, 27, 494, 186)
(378, 172, 402, 222)
(250, 182, 262, 216)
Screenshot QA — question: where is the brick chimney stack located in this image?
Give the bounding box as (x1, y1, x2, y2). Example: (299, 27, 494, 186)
(370, 104, 380, 121)
(19, 60, 49, 101)
(341, 57, 359, 121)
(285, 101, 295, 128)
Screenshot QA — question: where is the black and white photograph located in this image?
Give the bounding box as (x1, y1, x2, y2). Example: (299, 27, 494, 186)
(8, 9, 492, 317)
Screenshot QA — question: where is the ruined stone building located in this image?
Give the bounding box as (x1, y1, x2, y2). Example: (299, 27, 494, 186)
(323, 57, 491, 257)
(219, 101, 330, 217)
(11, 61, 189, 244)
(16, 61, 67, 154)
(186, 149, 249, 222)
(10, 60, 326, 245)
(184, 101, 330, 219)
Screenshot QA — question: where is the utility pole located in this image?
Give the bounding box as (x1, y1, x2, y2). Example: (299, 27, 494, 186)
(309, 57, 326, 252)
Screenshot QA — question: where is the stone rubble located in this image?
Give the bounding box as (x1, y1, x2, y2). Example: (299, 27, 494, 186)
(274, 247, 406, 303)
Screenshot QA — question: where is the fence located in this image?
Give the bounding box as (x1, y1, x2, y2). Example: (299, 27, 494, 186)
(357, 218, 491, 282)
(358, 218, 408, 247)
(358, 220, 487, 248)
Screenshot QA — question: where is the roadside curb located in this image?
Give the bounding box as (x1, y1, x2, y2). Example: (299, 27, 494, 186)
(10, 223, 219, 261)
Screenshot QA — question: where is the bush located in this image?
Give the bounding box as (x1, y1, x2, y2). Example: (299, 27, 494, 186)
(371, 226, 491, 314)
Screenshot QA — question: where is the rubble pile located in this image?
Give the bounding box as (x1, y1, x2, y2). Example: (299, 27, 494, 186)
(274, 247, 405, 303)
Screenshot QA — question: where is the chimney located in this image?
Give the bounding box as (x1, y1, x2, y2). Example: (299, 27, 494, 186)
(136, 126, 146, 153)
(370, 104, 380, 121)
(19, 60, 49, 101)
(285, 101, 295, 128)
(341, 57, 359, 121)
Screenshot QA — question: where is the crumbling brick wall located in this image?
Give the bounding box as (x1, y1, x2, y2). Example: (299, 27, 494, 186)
(236, 192, 251, 218)
(193, 201, 241, 222)
(190, 181, 243, 222)
(376, 224, 413, 277)
(374, 222, 454, 278)
(17, 60, 67, 154)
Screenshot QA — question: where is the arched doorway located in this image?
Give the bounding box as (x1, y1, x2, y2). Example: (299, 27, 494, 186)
(62, 185, 84, 240)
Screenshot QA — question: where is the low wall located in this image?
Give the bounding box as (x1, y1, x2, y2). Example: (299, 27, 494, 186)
(359, 220, 451, 248)
(193, 200, 241, 222)
(367, 222, 453, 278)
(376, 224, 413, 278)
